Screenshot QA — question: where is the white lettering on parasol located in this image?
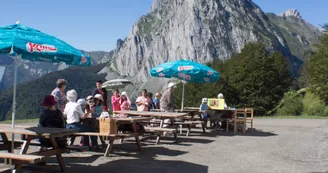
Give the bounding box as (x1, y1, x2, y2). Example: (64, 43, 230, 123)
(207, 71, 214, 75)
(156, 68, 164, 72)
(178, 73, 191, 80)
(178, 66, 194, 71)
(26, 42, 57, 53)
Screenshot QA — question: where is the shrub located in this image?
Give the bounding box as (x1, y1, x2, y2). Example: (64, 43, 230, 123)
(277, 96, 304, 116)
(302, 92, 328, 116)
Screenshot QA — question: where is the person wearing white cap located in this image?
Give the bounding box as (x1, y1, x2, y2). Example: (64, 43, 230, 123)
(77, 99, 88, 109)
(160, 82, 177, 112)
(93, 94, 104, 117)
(160, 82, 177, 128)
(217, 93, 228, 109)
(64, 90, 97, 148)
(199, 98, 210, 128)
(64, 90, 83, 124)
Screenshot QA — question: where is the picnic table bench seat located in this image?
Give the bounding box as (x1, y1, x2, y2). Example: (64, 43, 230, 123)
(69, 132, 142, 157)
(0, 152, 46, 173)
(174, 121, 206, 136)
(144, 127, 177, 145)
(72, 132, 140, 138)
(0, 153, 46, 163)
(182, 116, 201, 120)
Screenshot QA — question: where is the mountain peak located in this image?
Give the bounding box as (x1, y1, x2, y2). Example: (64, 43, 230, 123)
(279, 9, 302, 19)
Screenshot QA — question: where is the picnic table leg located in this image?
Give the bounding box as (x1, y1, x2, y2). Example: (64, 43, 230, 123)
(69, 136, 76, 145)
(131, 122, 141, 152)
(234, 120, 237, 134)
(170, 118, 178, 142)
(186, 125, 191, 137)
(19, 137, 31, 154)
(0, 133, 11, 152)
(118, 122, 124, 144)
(179, 125, 183, 134)
(104, 139, 114, 157)
(49, 136, 66, 172)
(1, 133, 11, 164)
(99, 136, 106, 148)
(155, 119, 165, 145)
(12, 163, 22, 173)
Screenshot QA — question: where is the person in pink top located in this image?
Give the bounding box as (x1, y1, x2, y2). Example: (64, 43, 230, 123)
(111, 89, 121, 112)
(136, 89, 151, 112)
(120, 91, 131, 117)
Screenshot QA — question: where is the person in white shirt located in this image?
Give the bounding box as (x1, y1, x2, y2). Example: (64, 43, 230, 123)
(64, 90, 97, 148)
(218, 93, 228, 109)
(64, 90, 85, 124)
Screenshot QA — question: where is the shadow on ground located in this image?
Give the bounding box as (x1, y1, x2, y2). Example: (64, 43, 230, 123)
(23, 159, 208, 173)
(6, 146, 207, 173)
(216, 128, 277, 137)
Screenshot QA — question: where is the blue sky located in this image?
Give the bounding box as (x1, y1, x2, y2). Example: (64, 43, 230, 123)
(1, 0, 327, 51)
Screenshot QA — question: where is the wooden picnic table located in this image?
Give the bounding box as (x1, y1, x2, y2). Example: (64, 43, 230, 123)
(114, 110, 187, 118)
(183, 107, 200, 110)
(114, 111, 188, 144)
(0, 125, 76, 173)
(71, 116, 152, 156)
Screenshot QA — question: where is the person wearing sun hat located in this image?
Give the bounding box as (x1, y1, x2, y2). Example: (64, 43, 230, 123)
(39, 95, 66, 150)
(39, 95, 65, 129)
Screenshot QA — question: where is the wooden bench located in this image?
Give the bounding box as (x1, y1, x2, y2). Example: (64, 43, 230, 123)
(144, 127, 177, 145)
(70, 132, 142, 157)
(174, 121, 206, 136)
(0, 153, 46, 173)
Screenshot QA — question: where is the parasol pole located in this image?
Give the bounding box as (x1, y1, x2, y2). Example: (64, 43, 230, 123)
(181, 80, 185, 111)
(11, 55, 18, 152)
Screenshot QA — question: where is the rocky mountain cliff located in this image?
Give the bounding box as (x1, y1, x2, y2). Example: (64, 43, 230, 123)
(267, 9, 321, 60)
(108, 0, 289, 82)
(102, 0, 320, 99)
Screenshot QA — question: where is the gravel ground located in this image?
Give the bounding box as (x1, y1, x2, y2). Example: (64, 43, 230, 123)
(1, 118, 327, 173)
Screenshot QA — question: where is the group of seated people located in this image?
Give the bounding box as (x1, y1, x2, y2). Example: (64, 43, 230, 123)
(38, 78, 232, 150)
(199, 93, 234, 129)
(39, 79, 111, 150)
(38, 79, 164, 150)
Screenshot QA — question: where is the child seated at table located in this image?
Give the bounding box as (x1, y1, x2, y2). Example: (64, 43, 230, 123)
(199, 98, 211, 128)
(64, 90, 98, 149)
(90, 94, 103, 118)
(39, 95, 66, 149)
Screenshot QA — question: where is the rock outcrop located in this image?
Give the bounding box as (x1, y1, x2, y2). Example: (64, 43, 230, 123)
(279, 9, 302, 19)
